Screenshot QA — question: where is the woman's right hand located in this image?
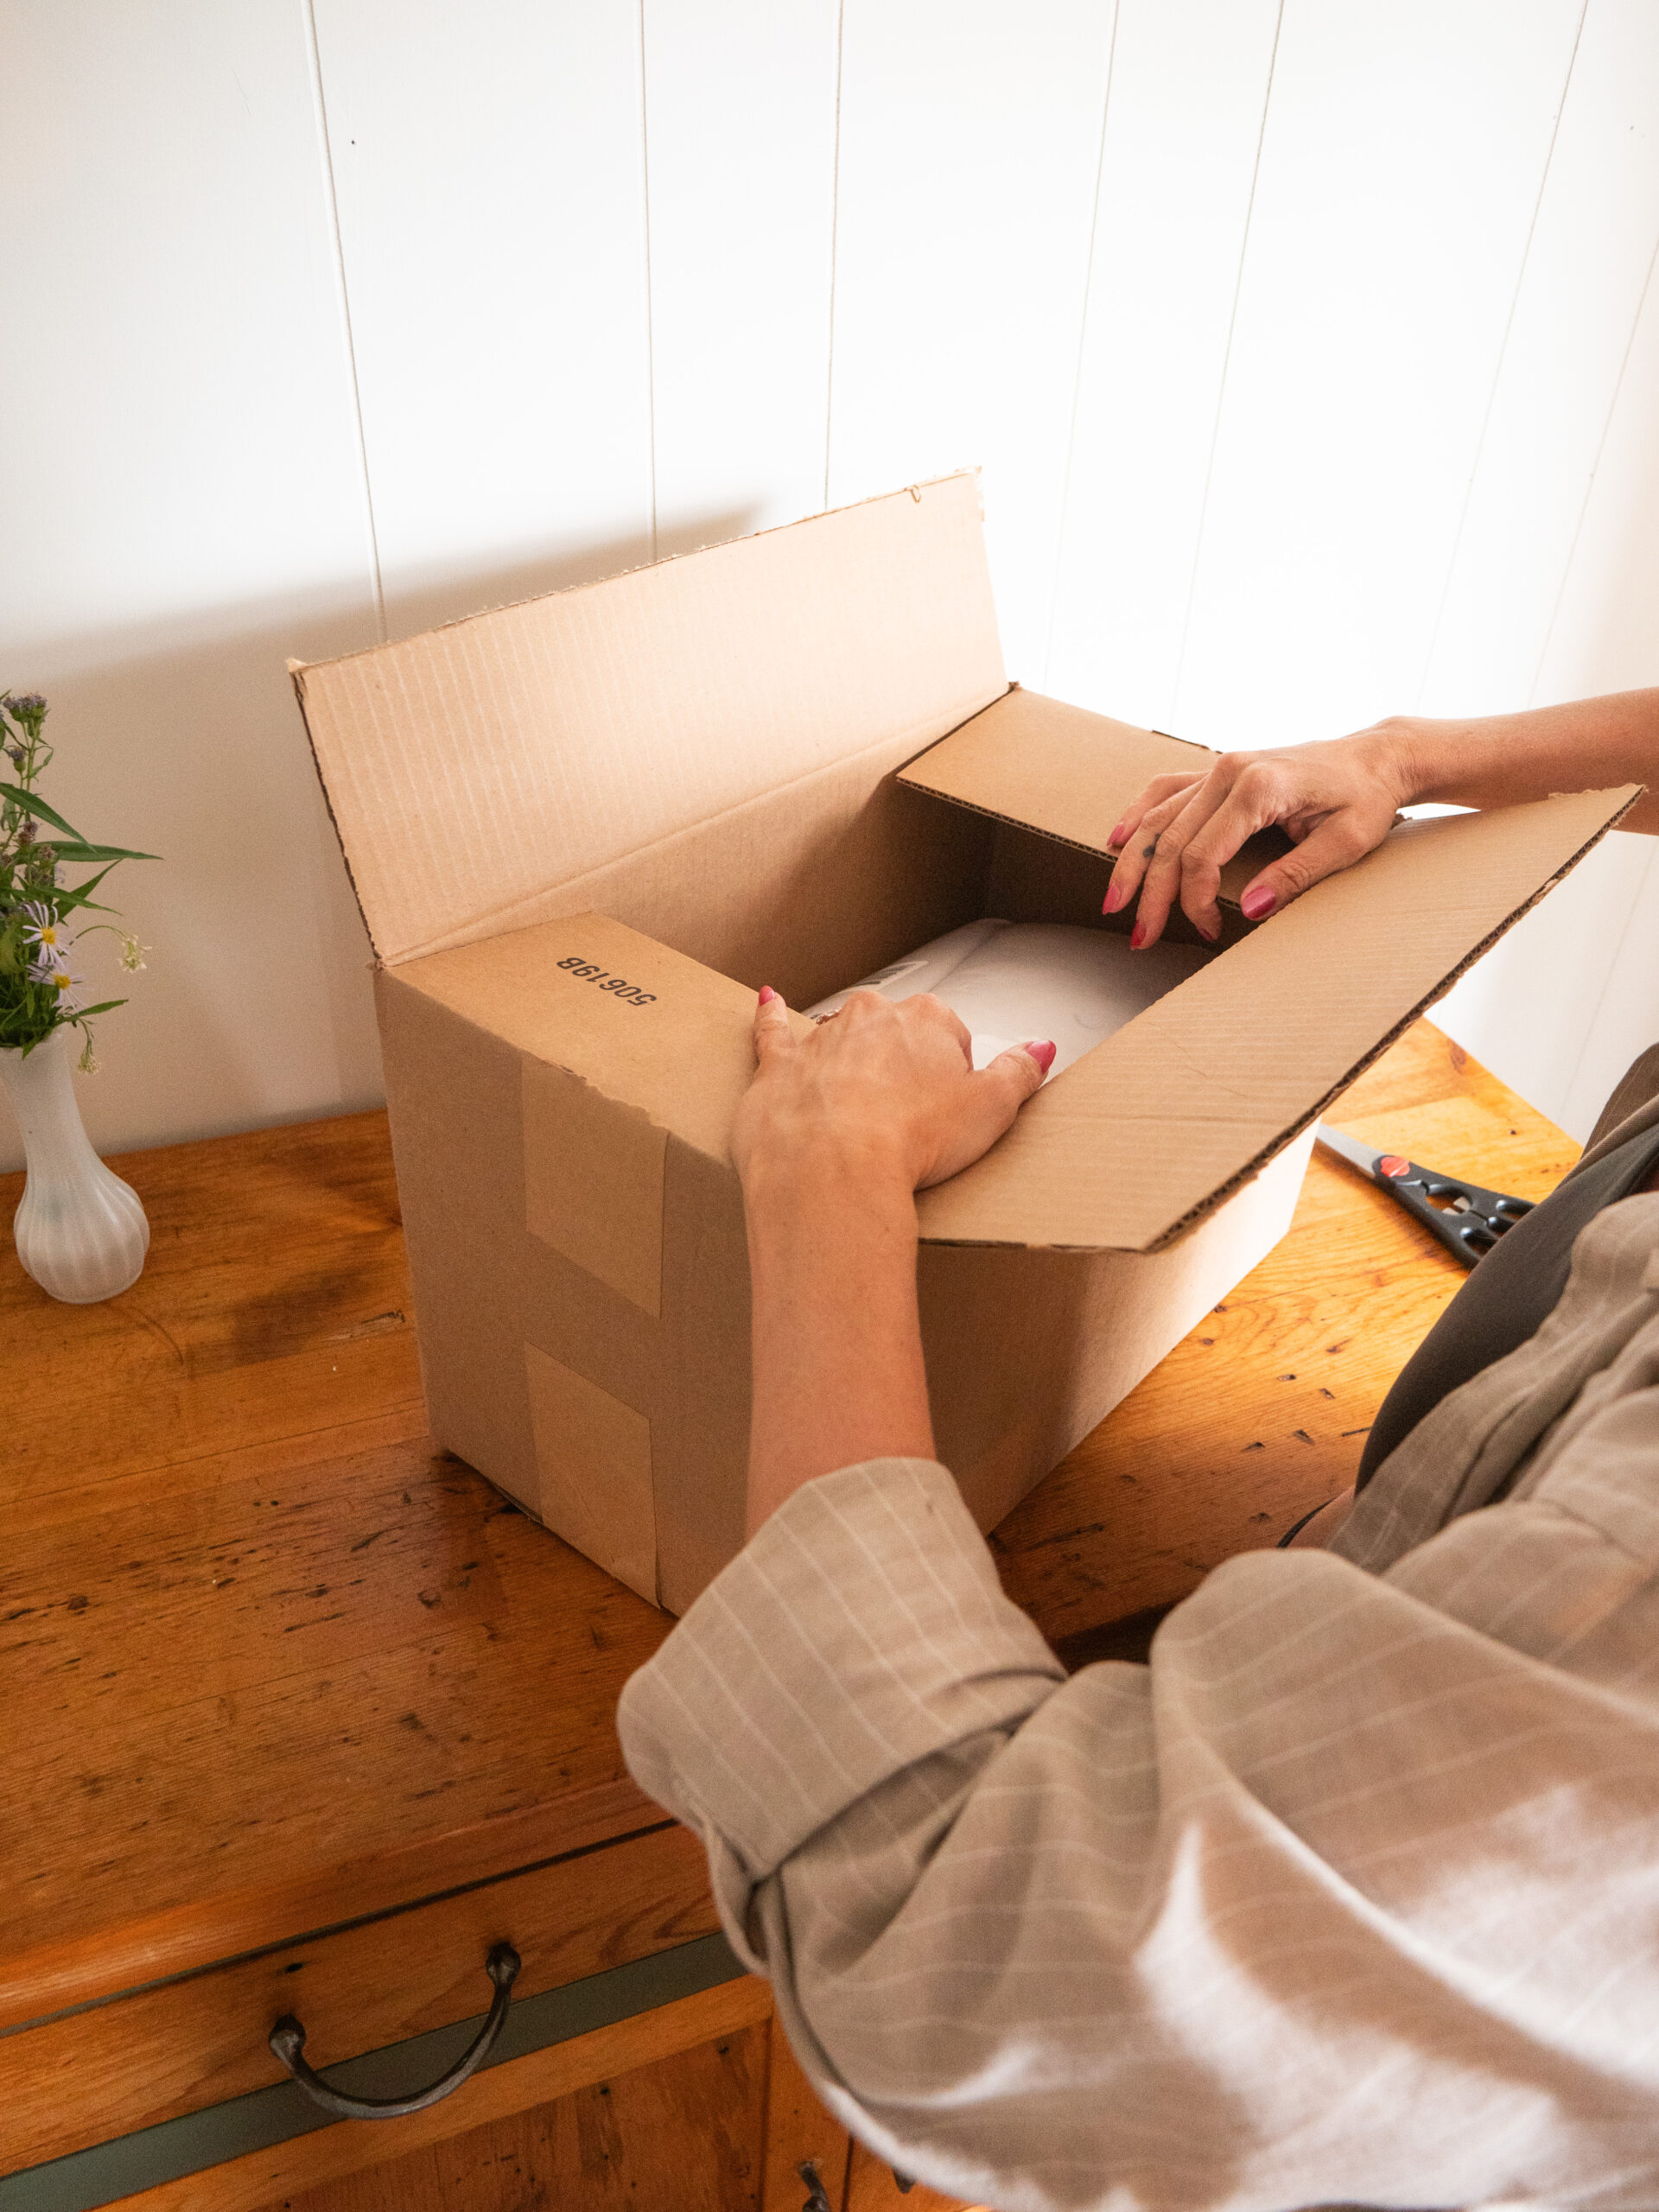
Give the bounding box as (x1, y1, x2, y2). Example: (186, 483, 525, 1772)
(1103, 720, 1420, 948)
(732, 986, 1052, 1204)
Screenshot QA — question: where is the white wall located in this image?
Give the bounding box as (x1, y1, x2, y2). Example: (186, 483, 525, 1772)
(2, 0, 1656, 1175)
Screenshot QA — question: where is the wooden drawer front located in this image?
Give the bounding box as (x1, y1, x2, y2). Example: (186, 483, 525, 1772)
(107, 1979, 774, 2212)
(5, 1823, 716, 2176)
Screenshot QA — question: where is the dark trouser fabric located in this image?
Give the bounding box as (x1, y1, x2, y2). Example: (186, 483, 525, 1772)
(1353, 1058, 1659, 1495)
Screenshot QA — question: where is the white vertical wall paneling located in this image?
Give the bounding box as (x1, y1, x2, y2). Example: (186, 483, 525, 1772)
(1437, 222, 1659, 1141)
(1044, 0, 1282, 731)
(1542, 252, 1659, 1141)
(311, 0, 654, 640)
(1172, 0, 1586, 751)
(1558, 847, 1659, 1139)
(0, 0, 382, 1175)
(1416, 2, 1659, 1138)
(826, 0, 1118, 682)
(644, 0, 840, 560)
(1421, 0, 1659, 715)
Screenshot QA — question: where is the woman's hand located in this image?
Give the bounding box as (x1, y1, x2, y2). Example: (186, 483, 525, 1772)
(1102, 721, 1417, 949)
(734, 988, 1053, 1532)
(733, 986, 1053, 1203)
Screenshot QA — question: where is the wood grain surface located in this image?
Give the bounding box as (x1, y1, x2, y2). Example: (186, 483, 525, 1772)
(274, 2018, 770, 2212)
(1, 1116, 675, 2031)
(760, 2008, 853, 2212)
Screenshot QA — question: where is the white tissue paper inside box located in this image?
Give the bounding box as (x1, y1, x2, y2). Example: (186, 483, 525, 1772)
(804, 921, 1211, 1078)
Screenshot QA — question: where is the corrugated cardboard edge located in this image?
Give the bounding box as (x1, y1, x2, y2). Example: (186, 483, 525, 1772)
(1133, 784, 1646, 1254)
(291, 669, 382, 957)
(286, 468, 982, 683)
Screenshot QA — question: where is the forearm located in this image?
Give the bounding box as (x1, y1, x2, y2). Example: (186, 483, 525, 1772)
(742, 1147, 935, 1534)
(1393, 688, 1659, 831)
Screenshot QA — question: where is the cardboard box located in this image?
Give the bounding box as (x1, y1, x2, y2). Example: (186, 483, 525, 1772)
(293, 475, 1637, 1612)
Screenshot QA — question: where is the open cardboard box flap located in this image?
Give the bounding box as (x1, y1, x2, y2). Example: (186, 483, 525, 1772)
(293, 473, 1007, 969)
(914, 779, 1637, 1252)
(898, 686, 1274, 911)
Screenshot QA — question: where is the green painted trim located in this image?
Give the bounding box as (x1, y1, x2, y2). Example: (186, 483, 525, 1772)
(2, 1933, 745, 2212)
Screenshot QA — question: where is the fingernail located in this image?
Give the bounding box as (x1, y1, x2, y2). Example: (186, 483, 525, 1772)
(758, 984, 777, 1004)
(1199, 921, 1220, 944)
(1130, 922, 1147, 950)
(1024, 1039, 1057, 1074)
(1103, 878, 1127, 915)
(1107, 820, 1129, 849)
(1240, 887, 1276, 921)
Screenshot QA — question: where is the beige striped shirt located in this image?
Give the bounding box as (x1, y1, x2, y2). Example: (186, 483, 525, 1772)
(619, 1187, 1659, 2212)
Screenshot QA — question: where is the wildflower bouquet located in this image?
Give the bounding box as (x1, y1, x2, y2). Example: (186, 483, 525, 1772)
(0, 692, 155, 1069)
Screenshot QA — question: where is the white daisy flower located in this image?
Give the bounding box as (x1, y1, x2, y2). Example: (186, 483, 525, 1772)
(19, 900, 68, 960)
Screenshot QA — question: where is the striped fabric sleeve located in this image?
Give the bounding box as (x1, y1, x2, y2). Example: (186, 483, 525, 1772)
(618, 1443, 1659, 2212)
(617, 1458, 1066, 1886)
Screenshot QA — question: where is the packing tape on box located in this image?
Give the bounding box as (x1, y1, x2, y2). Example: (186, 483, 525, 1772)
(523, 1058, 667, 1318)
(524, 1344, 658, 1605)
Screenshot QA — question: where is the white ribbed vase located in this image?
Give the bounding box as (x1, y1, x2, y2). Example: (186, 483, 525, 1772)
(1, 1027, 149, 1303)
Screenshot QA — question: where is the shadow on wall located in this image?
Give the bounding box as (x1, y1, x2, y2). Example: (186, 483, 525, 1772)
(0, 510, 760, 1176)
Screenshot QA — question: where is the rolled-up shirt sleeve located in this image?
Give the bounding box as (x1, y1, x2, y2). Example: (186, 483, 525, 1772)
(617, 1457, 1659, 2212)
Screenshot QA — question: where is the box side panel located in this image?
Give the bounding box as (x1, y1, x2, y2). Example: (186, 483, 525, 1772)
(987, 818, 1249, 951)
(901, 689, 1284, 913)
(653, 1135, 753, 1618)
(374, 970, 543, 1516)
(379, 967, 674, 1597)
(296, 474, 1007, 966)
(407, 728, 998, 995)
(930, 1133, 1313, 1536)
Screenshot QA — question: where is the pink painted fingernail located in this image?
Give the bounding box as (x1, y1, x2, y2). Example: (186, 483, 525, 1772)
(758, 984, 777, 1004)
(1130, 921, 1148, 950)
(1240, 887, 1276, 921)
(1108, 820, 1130, 849)
(1024, 1039, 1058, 1073)
(1199, 920, 1220, 944)
(1102, 877, 1127, 915)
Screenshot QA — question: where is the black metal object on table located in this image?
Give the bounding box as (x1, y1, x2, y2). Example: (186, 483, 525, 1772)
(1316, 1125, 1534, 1268)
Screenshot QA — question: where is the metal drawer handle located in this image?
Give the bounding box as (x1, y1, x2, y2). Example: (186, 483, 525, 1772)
(270, 1942, 521, 2120)
(798, 2158, 832, 2212)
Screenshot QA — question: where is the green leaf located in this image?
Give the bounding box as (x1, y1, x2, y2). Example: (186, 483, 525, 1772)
(38, 839, 160, 864)
(73, 1000, 126, 1020)
(0, 783, 86, 841)
(53, 864, 118, 912)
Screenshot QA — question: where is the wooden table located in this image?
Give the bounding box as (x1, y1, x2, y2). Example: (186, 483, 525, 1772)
(0, 1020, 1576, 2212)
